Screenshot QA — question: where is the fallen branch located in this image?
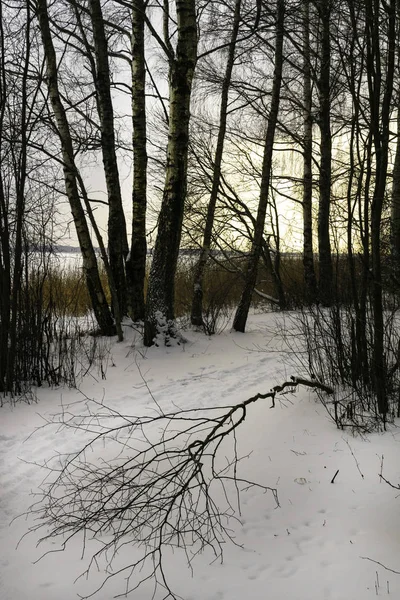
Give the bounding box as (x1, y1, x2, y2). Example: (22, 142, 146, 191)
(379, 472, 400, 490)
(23, 375, 332, 599)
(251, 376, 333, 409)
(331, 469, 339, 484)
(360, 556, 400, 575)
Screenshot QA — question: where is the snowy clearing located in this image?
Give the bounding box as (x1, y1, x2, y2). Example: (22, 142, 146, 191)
(1, 312, 400, 600)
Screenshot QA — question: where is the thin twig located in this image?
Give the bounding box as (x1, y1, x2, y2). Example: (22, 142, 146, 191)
(360, 556, 400, 575)
(343, 438, 364, 479)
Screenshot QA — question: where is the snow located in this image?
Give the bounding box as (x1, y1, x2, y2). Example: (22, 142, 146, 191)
(1, 312, 400, 599)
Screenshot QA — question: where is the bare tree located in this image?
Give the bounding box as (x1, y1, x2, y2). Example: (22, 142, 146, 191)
(36, 0, 115, 336)
(392, 109, 400, 266)
(391, 24, 400, 270)
(190, 0, 243, 328)
(144, 0, 198, 346)
(316, 0, 333, 306)
(367, 0, 396, 415)
(302, 0, 318, 303)
(233, 0, 285, 333)
(126, 0, 148, 322)
(0, 0, 33, 391)
(88, 0, 129, 316)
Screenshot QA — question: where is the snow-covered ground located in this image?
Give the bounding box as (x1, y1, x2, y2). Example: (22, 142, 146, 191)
(1, 312, 400, 600)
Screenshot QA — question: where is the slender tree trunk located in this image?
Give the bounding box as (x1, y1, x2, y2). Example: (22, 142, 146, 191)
(270, 193, 286, 308)
(316, 0, 333, 306)
(190, 0, 242, 328)
(126, 0, 148, 322)
(89, 0, 128, 317)
(343, 1, 361, 347)
(0, 174, 10, 392)
(302, 0, 317, 304)
(261, 239, 286, 308)
(144, 0, 198, 346)
(74, 170, 124, 341)
(36, 0, 115, 336)
(367, 0, 396, 416)
(5, 4, 30, 390)
(232, 0, 285, 333)
(0, 0, 10, 391)
(391, 105, 400, 267)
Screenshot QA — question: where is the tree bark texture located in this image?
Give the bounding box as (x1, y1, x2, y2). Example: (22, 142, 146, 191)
(144, 0, 198, 346)
(233, 0, 285, 333)
(89, 0, 128, 316)
(126, 0, 148, 322)
(36, 0, 115, 336)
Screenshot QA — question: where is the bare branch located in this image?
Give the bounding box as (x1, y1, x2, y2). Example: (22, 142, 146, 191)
(24, 376, 332, 598)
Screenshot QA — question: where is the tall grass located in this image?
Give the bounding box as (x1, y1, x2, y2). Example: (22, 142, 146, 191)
(2, 258, 112, 401)
(36, 253, 384, 321)
(36, 255, 314, 321)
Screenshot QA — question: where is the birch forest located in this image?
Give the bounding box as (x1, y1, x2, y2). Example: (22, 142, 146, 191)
(2, 0, 400, 422)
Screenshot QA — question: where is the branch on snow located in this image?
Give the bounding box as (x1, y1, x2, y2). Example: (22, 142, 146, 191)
(24, 376, 332, 599)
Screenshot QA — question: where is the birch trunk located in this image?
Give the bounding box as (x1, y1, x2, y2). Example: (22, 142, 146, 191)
(36, 0, 115, 336)
(144, 0, 197, 346)
(232, 0, 284, 333)
(126, 0, 147, 322)
(89, 0, 128, 317)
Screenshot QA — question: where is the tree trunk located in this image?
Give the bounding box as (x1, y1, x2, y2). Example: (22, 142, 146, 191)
(0, 174, 10, 392)
(302, 0, 318, 304)
(232, 0, 285, 333)
(367, 0, 396, 416)
(0, 0, 11, 391)
(391, 106, 400, 267)
(190, 0, 242, 328)
(126, 0, 148, 322)
(5, 3, 30, 391)
(36, 0, 115, 336)
(317, 0, 333, 307)
(144, 0, 198, 346)
(89, 0, 128, 317)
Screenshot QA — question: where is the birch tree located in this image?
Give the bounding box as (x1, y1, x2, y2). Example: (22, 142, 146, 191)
(144, 0, 198, 346)
(88, 0, 129, 316)
(126, 0, 148, 322)
(36, 0, 115, 336)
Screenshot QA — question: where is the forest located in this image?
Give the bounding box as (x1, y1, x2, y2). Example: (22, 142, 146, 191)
(1, 0, 400, 419)
(3, 1, 400, 597)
